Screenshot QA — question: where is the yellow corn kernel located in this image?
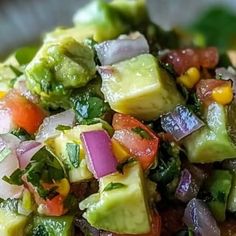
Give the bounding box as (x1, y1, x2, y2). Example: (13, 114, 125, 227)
(0, 91, 6, 99)
(177, 67, 200, 89)
(212, 85, 233, 105)
(56, 178, 70, 197)
(111, 139, 130, 163)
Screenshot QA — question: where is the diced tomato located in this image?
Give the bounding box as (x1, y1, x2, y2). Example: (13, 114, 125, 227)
(112, 113, 159, 170)
(42, 195, 66, 216)
(196, 79, 231, 106)
(112, 212, 161, 236)
(162, 47, 219, 75)
(4, 90, 46, 134)
(24, 178, 66, 217)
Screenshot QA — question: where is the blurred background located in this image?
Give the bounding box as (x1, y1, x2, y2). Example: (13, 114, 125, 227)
(1, 0, 236, 56)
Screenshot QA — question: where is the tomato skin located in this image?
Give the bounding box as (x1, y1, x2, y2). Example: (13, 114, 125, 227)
(162, 47, 219, 75)
(112, 113, 159, 170)
(4, 91, 46, 134)
(196, 79, 231, 106)
(43, 195, 65, 216)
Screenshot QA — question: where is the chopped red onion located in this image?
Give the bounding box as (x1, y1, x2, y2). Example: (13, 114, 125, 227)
(36, 109, 75, 142)
(183, 198, 220, 236)
(175, 169, 201, 202)
(15, 77, 39, 104)
(16, 141, 43, 168)
(81, 130, 118, 179)
(0, 109, 14, 134)
(95, 32, 149, 65)
(75, 218, 100, 236)
(161, 105, 204, 141)
(0, 134, 23, 199)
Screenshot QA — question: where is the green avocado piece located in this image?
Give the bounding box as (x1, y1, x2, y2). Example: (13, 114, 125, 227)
(46, 123, 103, 182)
(110, 0, 149, 26)
(0, 209, 28, 236)
(183, 103, 236, 163)
(0, 64, 17, 92)
(205, 170, 232, 222)
(29, 215, 74, 236)
(100, 54, 184, 120)
(73, 0, 128, 42)
(0, 199, 29, 236)
(79, 162, 151, 234)
(25, 37, 96, 109)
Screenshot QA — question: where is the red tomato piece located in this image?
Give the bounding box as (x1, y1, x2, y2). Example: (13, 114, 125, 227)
(112, 113, 159, 170)
(43, 195, 65, 216)
(196, 79, 231, 106)
(162, 47, 219, 75)
(4, 91, 46, 134)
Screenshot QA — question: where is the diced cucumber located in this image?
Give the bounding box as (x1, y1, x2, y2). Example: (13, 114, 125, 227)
(29, 215, 74, 236)
(206, 170, 232, 222)
(183, 103, 236, 163)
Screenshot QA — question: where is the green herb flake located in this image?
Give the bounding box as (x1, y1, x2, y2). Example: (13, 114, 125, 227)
(56, 125, 72, 132)
(103, 182, 126, 192)
(0, 147, 11, 163)
(131, 127, 152, 140)
(2, 168, 24, 186)
(66, 143, 80, 168)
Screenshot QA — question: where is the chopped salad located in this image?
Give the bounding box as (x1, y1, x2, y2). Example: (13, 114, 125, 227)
(1, 0, 236, 235)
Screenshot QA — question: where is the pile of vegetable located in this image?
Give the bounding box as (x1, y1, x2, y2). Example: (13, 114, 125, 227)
(1, 0, 236, 235)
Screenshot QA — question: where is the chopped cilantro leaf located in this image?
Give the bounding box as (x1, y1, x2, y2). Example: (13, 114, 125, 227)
(103, 182, 126, 192)
(131, 127, 152, 139)
(56, 125, 72, 132)
(2, 168, 24, 186)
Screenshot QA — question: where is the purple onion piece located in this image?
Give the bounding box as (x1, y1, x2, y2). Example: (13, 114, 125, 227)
(75, 218, 100, 236)
(16, 141, 43, 168)
(161, 105, 205, 141)
(36, 109, 75, 142)
(95, 32, 149, 65)
(15, 78, 39, 104)
(175, 169, 201, 202)
(81, 130, 117, 179)
(183, 198, 220, 236)
(0, 134, 23, 199)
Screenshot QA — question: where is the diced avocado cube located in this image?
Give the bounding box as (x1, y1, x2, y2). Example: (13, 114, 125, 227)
(0, 64, 17, 92)
(30, 215, 74, 236)
(110, 0, 148, 26)
(46, 123, 103, 182)
(205, 170, 232, 222)
(79, 162, 151, 234)
(183, 103, 236, 163)
(99, 54, 184, 120)
(0, 209, 28, 236)
(73, 0, 127, 42)
(25, 37, 96, 109)
(44, 27, 94, 44)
